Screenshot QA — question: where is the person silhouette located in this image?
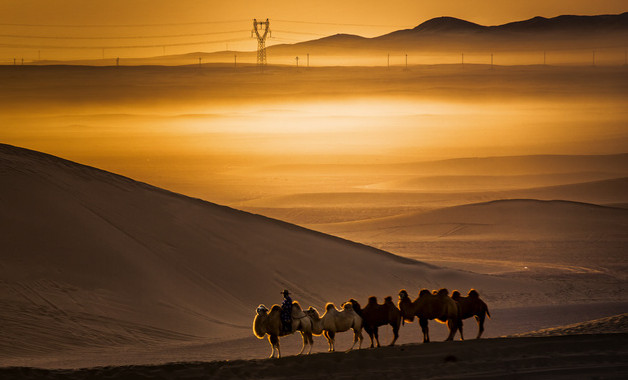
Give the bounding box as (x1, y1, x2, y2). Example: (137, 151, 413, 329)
(280, 289, 292, 333)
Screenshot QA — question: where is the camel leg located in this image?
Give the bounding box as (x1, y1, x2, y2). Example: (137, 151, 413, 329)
(445, 319, 456, 341)
(364, 326, 375, 348)
(390, 324, 399, 346)
(476, 314, 485, 339)
(419, 318, 430, 343)
(459, 319, 465, 340)
(269, 335, 280, 358)
(373, 327, 381, 347)
(358, 330, 363, 349)
(323, 331, 332, 352)
(306, 332, 314, 354)
(328, 330, 336, 352)
(346, 328, 359, 351)
(297, 332, 307, 355)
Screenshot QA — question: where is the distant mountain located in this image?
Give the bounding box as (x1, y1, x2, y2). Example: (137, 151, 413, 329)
(270, 12, 628, 54)
(412, 17, 484, 33)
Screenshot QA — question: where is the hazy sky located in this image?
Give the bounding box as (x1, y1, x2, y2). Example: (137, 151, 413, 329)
(1, 1, 626, 60)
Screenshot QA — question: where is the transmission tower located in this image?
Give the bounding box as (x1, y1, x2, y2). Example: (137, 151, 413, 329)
(252, 18, 271, 66)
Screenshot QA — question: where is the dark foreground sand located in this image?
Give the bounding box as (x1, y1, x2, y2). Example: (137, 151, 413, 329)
(2, 333, 626, 380)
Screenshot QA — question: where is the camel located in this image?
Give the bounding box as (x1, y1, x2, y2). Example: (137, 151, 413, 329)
(253, 302, 314, 358)
(348, 296, 401, 348)
(398, 288, 460, 343)
(451, 289, 491, 339)
(304, 302, 364, 352)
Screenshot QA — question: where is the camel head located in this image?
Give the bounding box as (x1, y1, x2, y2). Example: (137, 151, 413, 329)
(452, 290, 461, 300)
(367, 296, 378, 305)
(398, 289, 409, 301)
(342, 301, 353, 311)
(436, 288, 449, 297)
(256, 304, 269, 316)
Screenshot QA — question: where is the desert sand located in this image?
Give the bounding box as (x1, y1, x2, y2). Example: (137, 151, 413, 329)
(1, 144, 627, 376)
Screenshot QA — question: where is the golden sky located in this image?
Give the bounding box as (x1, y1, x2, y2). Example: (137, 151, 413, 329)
(1, 1, 626, 60)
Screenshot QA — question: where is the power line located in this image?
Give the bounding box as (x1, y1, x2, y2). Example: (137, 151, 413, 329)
(0, 30, 249, 40)
(274, 19, 409, 28)
(0, 20, 250, 28)
(273, 29, 327, 37)
(0, 38, 252, 50)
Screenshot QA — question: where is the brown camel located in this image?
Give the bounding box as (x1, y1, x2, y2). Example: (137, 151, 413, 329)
(304, 302, 363, 352)
(451, 289, 491, 339)
(398, 288, 460, 343)
(348, 296, 401, 348)
(252, 302, 314, 358)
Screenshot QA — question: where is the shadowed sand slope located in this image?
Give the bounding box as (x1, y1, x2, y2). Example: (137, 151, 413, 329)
(0, 143, 516, 359)
(2, 333, 626, 379)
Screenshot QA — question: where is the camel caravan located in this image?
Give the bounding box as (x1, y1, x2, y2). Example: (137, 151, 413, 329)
(253, 288, 490, 358)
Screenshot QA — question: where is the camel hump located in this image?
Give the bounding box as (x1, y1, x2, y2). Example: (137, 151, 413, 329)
(292, 301, 306, 319)
(451, 290, 461, 300)
(468, 289, 480, 298)
(419, 289, 431, 297)
(325, 302, 336, 311)
(270, 305, 281, 313)
(368, 296, 378, 304)
(384, 296, 393, 304)
(342, 302, 353, 310)
(437, 288, 449, 297)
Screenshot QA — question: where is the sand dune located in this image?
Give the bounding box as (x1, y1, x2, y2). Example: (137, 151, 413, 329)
(513, 313, 628, 337)
(313, 199, 628, 241)
(1, 143, 531, 363)
(362, 172, 622, 192)
(239, 176, 628, 227)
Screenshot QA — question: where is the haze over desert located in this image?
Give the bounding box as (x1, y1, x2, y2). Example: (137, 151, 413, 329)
(1, 3, 627, 379)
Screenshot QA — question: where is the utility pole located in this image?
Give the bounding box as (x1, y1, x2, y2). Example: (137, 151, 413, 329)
(490, 53, 493, 69)
(252, 18, 271, 68)
(307, 53, 309, 67)
(116, 57, 119, 66)
(296, 56, 299, 67)
(234, 54, 237, 69)
(387, 53, 390, 68)
(199, 57, 202, 67)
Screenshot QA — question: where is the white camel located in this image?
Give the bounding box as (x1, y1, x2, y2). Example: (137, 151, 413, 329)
(305, 301, 363, 352)
(252, 302, 314, 358)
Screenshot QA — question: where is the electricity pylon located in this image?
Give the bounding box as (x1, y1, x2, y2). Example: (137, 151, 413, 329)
(252, 18, 271, 67)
